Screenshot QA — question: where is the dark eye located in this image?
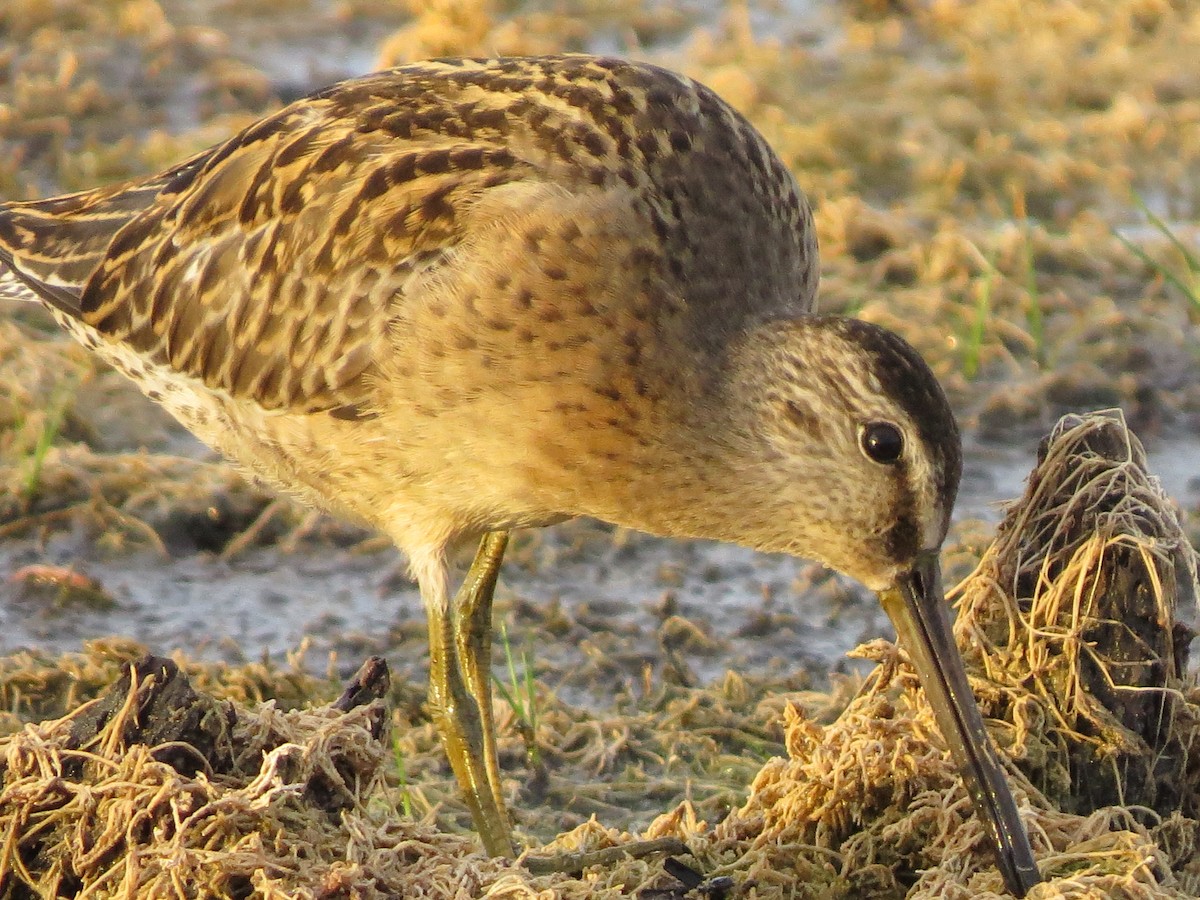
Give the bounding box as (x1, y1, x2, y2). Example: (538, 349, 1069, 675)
(860, 421, 904, 464)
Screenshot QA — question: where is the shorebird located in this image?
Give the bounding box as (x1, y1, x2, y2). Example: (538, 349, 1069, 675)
(0, 56, 1039, 894)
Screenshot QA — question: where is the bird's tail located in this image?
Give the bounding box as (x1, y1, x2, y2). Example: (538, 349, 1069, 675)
(0, 255, 37, 304)
(0, 186, 151, 315)
(0, 148, 212, 316)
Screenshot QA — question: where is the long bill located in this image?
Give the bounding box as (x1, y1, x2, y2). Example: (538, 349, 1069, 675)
(879, 550, 1041, 897)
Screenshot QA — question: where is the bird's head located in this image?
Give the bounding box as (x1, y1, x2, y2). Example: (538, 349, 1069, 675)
(710, 314, 961, 588)
(705, 314, 1039, 896)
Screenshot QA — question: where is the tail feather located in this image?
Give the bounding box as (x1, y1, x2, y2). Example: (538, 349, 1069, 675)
(0, 147, 213, 316)
(0, 250, 86, 312)
(0, 184, 152, 314)
(0, 260, 39, 303)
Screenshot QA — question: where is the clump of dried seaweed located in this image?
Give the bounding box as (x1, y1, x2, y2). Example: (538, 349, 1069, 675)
(0, 638, 343, 737)
(955, 412, 1199, 823)
(0, 654, 518, 898)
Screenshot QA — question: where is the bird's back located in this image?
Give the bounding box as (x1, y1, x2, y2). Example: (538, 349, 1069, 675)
(1, 56, 817, 363)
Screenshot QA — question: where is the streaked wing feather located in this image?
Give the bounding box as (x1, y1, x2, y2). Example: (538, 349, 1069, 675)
(2, 56, 815, 416)
(3, 88, 531, 415)
(80, 112, 528, 414)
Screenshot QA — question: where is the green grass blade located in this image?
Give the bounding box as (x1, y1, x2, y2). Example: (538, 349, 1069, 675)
(1114, 229, 1200, 314)
(495, 622, 526, 723)
(1021, 234, 1045, 368)
(962, 248, 996, 380)
(524, 657, 538, 739)
(22, 387, 72, 500)
(1133, 192, 1200, 275)
(392, 738, 414, 819)
(494, 622, 540, 767)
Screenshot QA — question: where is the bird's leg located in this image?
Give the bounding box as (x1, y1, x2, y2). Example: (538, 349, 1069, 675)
(435, 533, 685, 873)
(424, 531, 514, 857)
(453, 530, 511, 829)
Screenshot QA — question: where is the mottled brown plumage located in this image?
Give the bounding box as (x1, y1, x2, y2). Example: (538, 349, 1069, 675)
(0, 55, 1038, 894)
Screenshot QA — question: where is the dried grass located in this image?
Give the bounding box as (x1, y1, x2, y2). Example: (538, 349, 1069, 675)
(0, 657, 511, 898)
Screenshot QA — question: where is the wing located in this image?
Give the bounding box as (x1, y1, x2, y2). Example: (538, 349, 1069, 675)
(1, 56, 816, 418)
(0, 71, 534, 418)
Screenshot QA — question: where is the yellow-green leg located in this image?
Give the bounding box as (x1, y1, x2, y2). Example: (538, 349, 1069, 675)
(425, 531, 514, 857)
(455, 531, 510, 830)
(426, 532, 690, 874)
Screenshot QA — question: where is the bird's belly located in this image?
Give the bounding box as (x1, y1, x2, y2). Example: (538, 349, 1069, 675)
(49, 308, 228, 440)
(52, 307, 572, 541)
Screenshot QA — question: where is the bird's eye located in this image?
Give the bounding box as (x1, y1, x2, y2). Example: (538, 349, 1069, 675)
(860, 421, 904, 464)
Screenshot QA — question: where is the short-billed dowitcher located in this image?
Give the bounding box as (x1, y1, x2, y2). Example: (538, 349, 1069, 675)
(0, 56, 1040, 894)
